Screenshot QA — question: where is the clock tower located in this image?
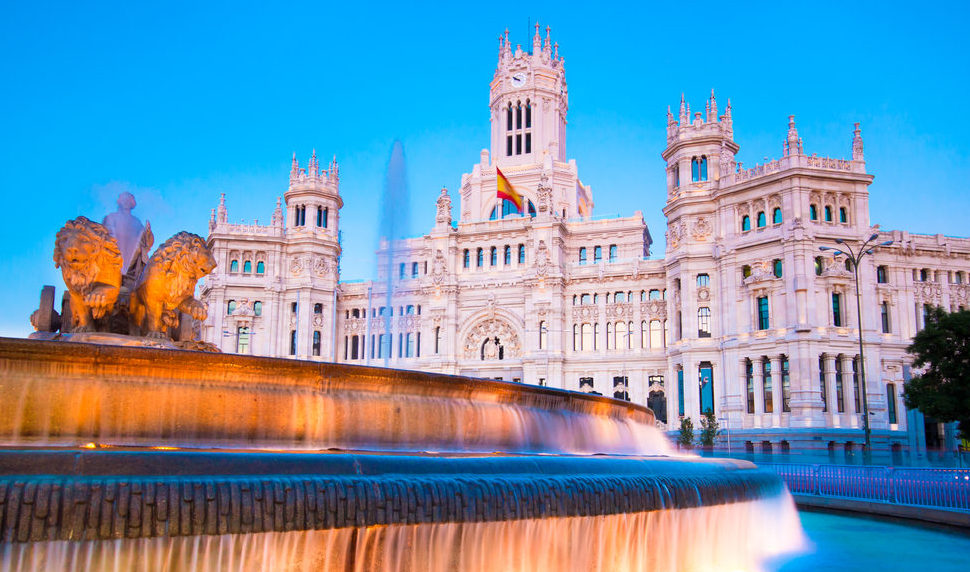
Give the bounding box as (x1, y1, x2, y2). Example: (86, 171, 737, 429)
(489, 24, 568, 167)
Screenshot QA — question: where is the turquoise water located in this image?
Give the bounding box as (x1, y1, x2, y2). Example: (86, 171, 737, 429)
(771, 511, 970, 571)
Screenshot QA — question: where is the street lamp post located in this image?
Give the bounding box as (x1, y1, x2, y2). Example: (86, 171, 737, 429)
(820, 233, 893, 456)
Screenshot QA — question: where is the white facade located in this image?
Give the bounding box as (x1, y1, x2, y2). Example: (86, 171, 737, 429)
(201, 27, 970, 454)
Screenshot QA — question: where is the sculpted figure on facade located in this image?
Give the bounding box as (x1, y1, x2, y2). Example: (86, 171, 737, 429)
(129, 232, 216, 339)
(52, 216, 124, 332)
(431, 250, 448, 285)
(435, 187, 452, 226)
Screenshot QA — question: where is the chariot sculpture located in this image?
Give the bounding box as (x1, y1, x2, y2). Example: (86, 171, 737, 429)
(31, 192, 219, 351)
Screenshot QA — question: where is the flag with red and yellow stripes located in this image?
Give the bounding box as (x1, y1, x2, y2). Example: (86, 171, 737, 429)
(496, 167, 523, 212)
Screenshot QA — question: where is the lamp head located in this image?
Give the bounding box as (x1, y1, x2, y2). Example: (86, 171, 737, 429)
(880, 240, 894, 247)
(868, 233, 879, 241)
(835, 238, 845, 244)
(819, 246, 831, 252)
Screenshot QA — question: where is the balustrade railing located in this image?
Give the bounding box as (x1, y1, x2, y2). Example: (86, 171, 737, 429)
(764, 463, 970, 511)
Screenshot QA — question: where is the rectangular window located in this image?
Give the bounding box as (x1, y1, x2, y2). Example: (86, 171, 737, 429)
(609, 244, 617, 262)
(411, 262, 419, 278)
(312, 331, 321, 356)
(835, 359, 845, 413)
(579, 247, 587, 265)
(593, 246, 602, 263)
(316, 207, 323, 227)
(698, 363, 714, 415)
(881, 302, 891, 333)
(832, 293, 842, 327)
(579, 377, 594, 392)
(399, 263, 406, 279)
(877, 265, 888, 284)
(289, 330, 297, 355)
(506, 135, 513, 156)
(763, 359, 773, 413)
(746, 360, 755, 414)
(434, 327, 440, 354)
(782, 357, 791, 413)
(757, 296, 770, 330)
(613, 376, 629, 401)
(887, 383, 898, 424)
(518, 245, 525, 264)
(819, 356, 827, 412)
(525, 133, 531, 154)
(697, 273, 710, 287)
(236, 327, 250, 354)
(698, 307, 711, 338)
(852, 357, 861, 414)
(516, 134, 522, 155)
(677, 368, 685, 417)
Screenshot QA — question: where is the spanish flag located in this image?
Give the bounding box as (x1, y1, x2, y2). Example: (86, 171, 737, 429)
(496, 167, 523, 212)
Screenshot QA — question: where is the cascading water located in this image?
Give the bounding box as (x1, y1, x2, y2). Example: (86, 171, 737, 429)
(0, 339, 806, 571)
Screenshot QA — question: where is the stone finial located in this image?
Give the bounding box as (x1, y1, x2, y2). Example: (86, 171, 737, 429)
(308, 149, 318, 177)
(331, 154, 339, 179)
(209, 208, 216, 232)
(852, 123, 864, 161)
(784, 115, 802, 156)
(709, 89, 718, 122)
(217, 193, 228, 223)
(544, 26, 551, 51)
(553, 42, 559, 60)
(272, 197, 284, 227)
(679, 94, 687, 125)
(532, 22, 541, 53)
(290, 152, 299, 179)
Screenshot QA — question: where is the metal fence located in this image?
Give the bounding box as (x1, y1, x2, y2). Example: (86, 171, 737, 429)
(763, 463, 970, 511)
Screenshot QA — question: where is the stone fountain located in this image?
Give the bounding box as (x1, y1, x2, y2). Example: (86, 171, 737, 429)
(0, 197, 804, 570)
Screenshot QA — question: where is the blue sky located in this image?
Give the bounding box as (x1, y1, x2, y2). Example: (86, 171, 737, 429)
(1, 1, 968, 337)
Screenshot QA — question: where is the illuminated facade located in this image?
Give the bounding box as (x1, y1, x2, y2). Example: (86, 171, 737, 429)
(202, 27, 970, 453)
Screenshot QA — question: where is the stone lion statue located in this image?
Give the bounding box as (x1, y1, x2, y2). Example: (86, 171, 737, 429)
(129, 231, 216, 338)
(53, 216, 123, 332)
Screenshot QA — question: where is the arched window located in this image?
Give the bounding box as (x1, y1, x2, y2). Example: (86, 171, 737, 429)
(490, 246, 497, 266)
(741, 215, 751, 232)
(699, 155, 708, 181)
(518, 244, 526, 264)
(462, 249, 470, 268)
(503, 245, 511, 265)
(527, 200, 536, 217)
(243, 260, 252, 273)
(691, 157, 700, 182)
(490, 198, 525, 219)
(256, 261, 265, 274)
(649, 319, 664, 348)
(538, 320, 547, 349)
(698, 307, 711, 338)
(412, 262, 419, 277)
(773, 259, 783, 278)
(230, 259, 239, 273)
(253, 301, 262, 316)
(809, 204, 818, 221)
(919, 268, 928, 282)
(824, 206, 833, 222)
(581, 293, 591, 305)
(648, 289, 661, 300)
(616, 320, 629, 349)
(579, 247, 587, 265)
(757, 211, 766, 227)
(516, 102, 522, 129)
(606, 322, 613, 350)
(772, 208, 782, 224)
(316, 206, 323, 227)
(227, 300, 236, 315)
(525, 100, 531, 128)
(839, 207, 848, 223)
(476, 248, 484, 267)
(593, 246, 602, 263)
(608, 244, 617, 262)
(581, 323, 593, 351)
(506, 103, 513, 131)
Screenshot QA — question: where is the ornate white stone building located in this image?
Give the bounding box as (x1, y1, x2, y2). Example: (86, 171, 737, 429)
(202, 27, 970, 455)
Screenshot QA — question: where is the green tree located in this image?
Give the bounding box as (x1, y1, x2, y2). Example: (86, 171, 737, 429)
(677, 417, 694, 449)
(903, 308, 970, 440)
(699, 409, 720, 447)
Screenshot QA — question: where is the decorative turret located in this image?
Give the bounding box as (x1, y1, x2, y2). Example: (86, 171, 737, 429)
(271, 197, 284, 227)
(661, 91, 740, 197)
(285, 150, 342, 235)
(217, 193, 228, 223)
(489, 25, 568, 165)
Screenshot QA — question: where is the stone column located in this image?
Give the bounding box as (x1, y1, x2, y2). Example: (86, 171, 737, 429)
(752, 356, 765, 427)
(770, 355, 783, 427)
(824, 354, 838, 426)
(843, 354, 859, 427)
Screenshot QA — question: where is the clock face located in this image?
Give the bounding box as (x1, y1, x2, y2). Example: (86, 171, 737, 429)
(511, 73, 525, 87)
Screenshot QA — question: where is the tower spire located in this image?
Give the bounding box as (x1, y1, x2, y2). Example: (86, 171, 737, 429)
(679, 94, 687, 125)
(532, 21, 541, 53)
(290, 152, 299, 179)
